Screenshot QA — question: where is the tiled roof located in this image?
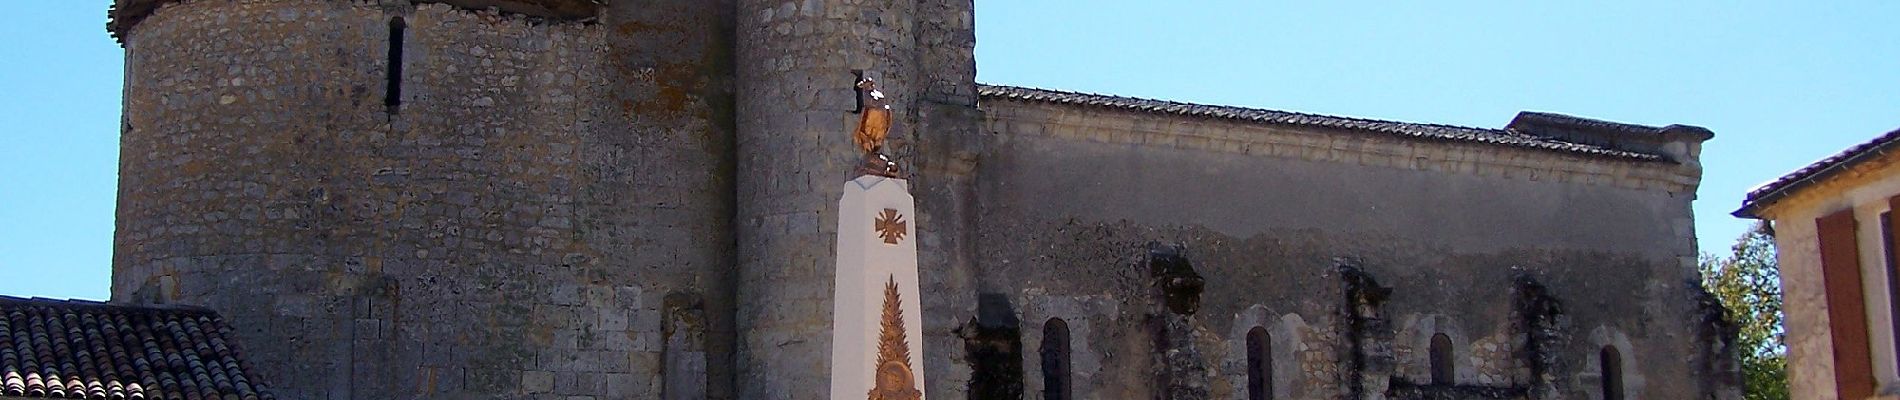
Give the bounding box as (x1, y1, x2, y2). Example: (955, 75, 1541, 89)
(1511, 111, 1677, 137)
(976, 84, 1667, 161)
(1736, 127, 1900, 218)
(0, 296, 273, 400)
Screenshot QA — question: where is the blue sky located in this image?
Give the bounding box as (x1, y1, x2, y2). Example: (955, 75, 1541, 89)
(3, 1, 1896, 300)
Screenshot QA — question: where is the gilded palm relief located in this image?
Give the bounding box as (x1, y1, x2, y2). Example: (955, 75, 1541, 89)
(867, 275, 921, 400)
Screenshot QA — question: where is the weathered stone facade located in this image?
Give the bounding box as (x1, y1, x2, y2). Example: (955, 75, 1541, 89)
(114, 1, 735, 398)
(107, 0, 1736, 399)
(971, 93, 1736, 399)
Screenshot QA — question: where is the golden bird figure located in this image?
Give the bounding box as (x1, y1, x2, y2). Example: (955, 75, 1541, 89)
(854, 78, 893, 157)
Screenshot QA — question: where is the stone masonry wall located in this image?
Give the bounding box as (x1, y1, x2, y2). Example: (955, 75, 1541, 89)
(113, 0, 736, 398)
(905, 0, 983, 397)
(108, 0, 1732, 398)
(972, 99, 1722, 399)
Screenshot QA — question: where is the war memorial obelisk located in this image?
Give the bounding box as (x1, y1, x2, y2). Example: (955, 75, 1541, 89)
(828, 77, 927, 400)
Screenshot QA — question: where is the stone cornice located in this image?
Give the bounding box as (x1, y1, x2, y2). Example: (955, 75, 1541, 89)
(109, 0, 603, 45)
(982, 99, 1701, 194)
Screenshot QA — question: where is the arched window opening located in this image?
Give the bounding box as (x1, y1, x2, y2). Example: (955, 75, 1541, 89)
(1247, 326, 1273, 400)
(1041, 318, 1072, 400)
(1601, 346, 1624, 400)
(385, 17, 405, 112)
(1429, 333, 1454, 385)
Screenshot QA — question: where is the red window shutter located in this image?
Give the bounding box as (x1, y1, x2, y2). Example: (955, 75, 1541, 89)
(1817, 209, 1875, 400)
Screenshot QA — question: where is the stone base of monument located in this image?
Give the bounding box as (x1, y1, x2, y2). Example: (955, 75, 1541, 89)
(830, 175, 927, 400)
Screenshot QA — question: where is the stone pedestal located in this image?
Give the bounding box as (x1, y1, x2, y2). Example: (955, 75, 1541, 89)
(831, 175, 928, 400)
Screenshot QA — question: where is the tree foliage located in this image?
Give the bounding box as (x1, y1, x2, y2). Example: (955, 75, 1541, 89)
(1699, 222, 1789, 400)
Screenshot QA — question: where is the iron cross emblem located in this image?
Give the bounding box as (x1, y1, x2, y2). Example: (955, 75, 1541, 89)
(874, 208, 907, 245)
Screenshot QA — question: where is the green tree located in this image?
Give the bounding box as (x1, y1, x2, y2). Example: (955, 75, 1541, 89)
(1699, 221, 1789, 400)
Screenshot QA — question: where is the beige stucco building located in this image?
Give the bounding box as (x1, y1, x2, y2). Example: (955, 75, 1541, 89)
(1739, 128, 1900, 400)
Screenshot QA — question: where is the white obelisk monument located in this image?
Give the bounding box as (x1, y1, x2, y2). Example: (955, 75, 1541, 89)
(830, 77, 926, 400)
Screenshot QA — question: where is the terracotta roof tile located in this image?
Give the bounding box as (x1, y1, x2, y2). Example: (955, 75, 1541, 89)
(0, 296, 272, 400)
(1736, 127, 1900, 218)
(976, 84, 1669, 161)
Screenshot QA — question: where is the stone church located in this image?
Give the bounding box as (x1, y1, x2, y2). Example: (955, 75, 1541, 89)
(101, 0, 1740, 398)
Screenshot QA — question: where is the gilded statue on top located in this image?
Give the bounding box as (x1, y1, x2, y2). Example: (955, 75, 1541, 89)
(854, 76, 900, 177)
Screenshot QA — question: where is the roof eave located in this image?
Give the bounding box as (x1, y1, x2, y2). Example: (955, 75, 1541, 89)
(1735, 134, 1900, 219)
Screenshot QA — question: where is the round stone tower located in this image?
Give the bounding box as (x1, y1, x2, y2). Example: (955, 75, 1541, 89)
(108, 0, 737, 398)
(734, 0, 978, 397)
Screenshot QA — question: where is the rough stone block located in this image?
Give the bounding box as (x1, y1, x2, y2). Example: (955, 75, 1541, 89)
(523, 370, 556, 393)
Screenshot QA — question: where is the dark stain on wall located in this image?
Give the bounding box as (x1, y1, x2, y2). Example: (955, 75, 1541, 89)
(1513, 274, 1566, 398)
(1340, 262, 1393, 400)
(1148, 243, 1210, 399)
(1148, 243, 1205, 316)
(959, 293, 1024, 399)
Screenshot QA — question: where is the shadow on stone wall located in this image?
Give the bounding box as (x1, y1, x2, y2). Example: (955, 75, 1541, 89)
(959, 293, 1024, 399)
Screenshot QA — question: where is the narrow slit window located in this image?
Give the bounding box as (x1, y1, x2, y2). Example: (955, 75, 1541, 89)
(1247, 326, 1272, 400)
(385, 17, 405, 112)
(1429, 333, 1454, 385)
(1041, 318, 1071, 400)
(1601, 346, 1624, 400)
